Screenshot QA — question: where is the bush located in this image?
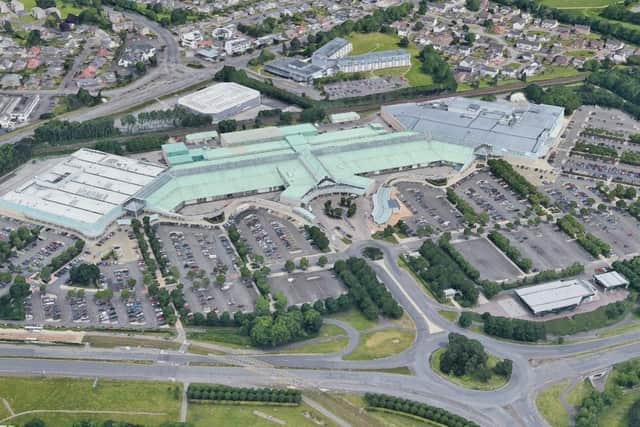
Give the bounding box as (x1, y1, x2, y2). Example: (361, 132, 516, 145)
(458, 312, 472, 328)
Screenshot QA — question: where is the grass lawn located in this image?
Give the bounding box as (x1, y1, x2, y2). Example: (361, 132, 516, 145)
(187, 326, 253, 349)
(344, 328, 415, 360)
(83, 334, 180, 350)
(528, 66, 583, 82)
(368, 408, 444, 426)
(345, 32, 433, 87)
(0, 377, 181, 426)
(539, 0, 616, 8)
(430, 348, 508, 391)
(21, 0, 83, 17)
(305, 393, 391, 427)
(598, 391, 640, 426)
(282, 324, 349, 354)
(536, 381, 570, 427)
(330, 308, 378, 331)
(438, 310, 458, 322)
(187, 401, 337, 427)
(566, 49, 596, 57)
(566, 379, 594, 406)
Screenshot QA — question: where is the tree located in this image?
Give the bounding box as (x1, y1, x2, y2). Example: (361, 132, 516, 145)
(318, 255, 328, 267)
(494, 359, 513, 378)
(399, 37, 409, 48)
(69, 263, 100, 287)
(26, 30, 42, 48)
(458, 312, 472, 328)
(362, 246, 384, 260)
(465, 0, 480, 11)
(24, 419, 46, 427)
(217, 119, 237, 133)
(628, 399, 640, 427)
(299, 257, 309, 270)
(36, 0, 56, 8)
(439, 333, 487, 377)
(284, 259, 295, 273)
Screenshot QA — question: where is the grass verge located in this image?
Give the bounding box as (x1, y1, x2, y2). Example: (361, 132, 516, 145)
(82, 335, 180, 350)
(535, 381, 570, 427)
(343, 328, 415, 360)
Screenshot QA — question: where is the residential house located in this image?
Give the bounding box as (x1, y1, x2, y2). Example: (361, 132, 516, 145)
(31, 7, 46, 20)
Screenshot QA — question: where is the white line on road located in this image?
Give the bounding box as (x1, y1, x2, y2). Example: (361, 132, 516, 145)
(376, 261, 443, 334)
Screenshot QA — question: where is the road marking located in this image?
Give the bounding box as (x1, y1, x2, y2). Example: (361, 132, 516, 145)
(376, 261, 443, 334)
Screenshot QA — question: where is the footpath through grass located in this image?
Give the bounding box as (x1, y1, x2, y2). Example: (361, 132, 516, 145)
(430, 348, 508, 391)
(0, 377, 181, 426)
(281, 323, 349, 354)
(536, 381, 570, 427)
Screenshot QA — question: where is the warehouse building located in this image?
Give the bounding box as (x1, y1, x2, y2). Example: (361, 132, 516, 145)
(0, 149, 165, 237)
(381, 97, 565, 159)
(177, 83, 261, 121)
(593, 271, 629, 293)
(141, 123, 474, 213)
(515, 279, 596, 316)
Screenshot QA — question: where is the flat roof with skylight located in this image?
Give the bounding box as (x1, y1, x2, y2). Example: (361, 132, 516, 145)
(515, 279, 596, 316)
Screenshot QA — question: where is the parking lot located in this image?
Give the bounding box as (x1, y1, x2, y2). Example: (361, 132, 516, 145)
(156, 223, 257, 315)
(453, 170, 531, 224)
(0, 216, 77, 277)
(452, 238, 523, 281)
(324, 76, 408, 100)
(501, 223, 593, 271)
(395, 182, 462, 233)
(233, 209, 317, 264)
(269, 270, 347, 306)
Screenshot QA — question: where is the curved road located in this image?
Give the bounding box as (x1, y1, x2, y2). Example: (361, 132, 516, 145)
(0, 240, 639, 426)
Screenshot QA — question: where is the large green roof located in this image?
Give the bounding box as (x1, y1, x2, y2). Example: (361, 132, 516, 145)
(145, 124, 474, 212)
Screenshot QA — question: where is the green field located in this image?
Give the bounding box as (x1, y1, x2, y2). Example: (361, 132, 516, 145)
(20, 0, 83, 18)
(536, 381, 570, 427)
(430, 348, 508, 391)
(187, 401, 338, 427)
(0, 377, 181, 426)
(344, 328, 415, 360)
(538, 0, 617, 9)
(344, 32, 433, 87)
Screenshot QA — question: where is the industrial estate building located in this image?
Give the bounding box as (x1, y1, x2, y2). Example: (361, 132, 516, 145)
(0, 95, 40, 129)
(515, 279, 596, 316)
(381, 97, 565, 159)
(143, 123, 474, 212)
(0, 149, 165, 237)
(264, 37, 411, 82)
(177, 83, 261, 121)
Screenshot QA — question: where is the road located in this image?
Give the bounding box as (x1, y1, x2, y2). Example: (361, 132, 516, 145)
(1, 239, 639, 426)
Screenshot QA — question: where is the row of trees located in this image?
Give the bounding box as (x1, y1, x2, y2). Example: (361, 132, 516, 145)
(501, 262, 584, 290)
(573, 142, 618, 159)
(40, 239, 85, 283)
(142, 216, 168, 276)
(364, 393, 479, 427)
(557, 214, 611, 257)
(0, 275, 30, 320)
(334, 257, 404, 320)
(419, 45, 457, 91)
(488, 230, 533, 273)
(481, 312, 547, 342)
(445, 189, 488, 226)
(303, 225, 330, 251)
(409, 240, 479, 306)
(33, 118, 120, 145)
(487, 159, 550, 207)
(187, 384, 301, 404)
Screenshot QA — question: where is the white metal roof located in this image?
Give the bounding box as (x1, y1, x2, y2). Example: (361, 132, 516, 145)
(515, 279, 595, 314)
(178, 82, 260, 115)
(594, 271, 629, 288)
